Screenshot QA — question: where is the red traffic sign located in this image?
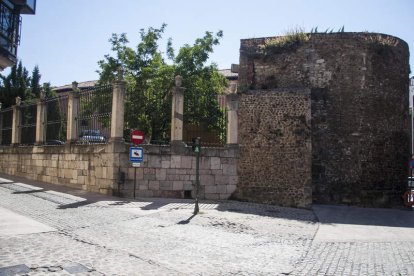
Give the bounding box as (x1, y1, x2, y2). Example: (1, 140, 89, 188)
(131, 130, 145, 145)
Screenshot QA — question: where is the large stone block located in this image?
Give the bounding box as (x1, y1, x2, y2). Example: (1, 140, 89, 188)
(210, 157, 221, 170)
(171, 156, 181, 168)
(149, 180, 160, 190)
(155, 169, 167, 180)
(180, 156, 192, 169)
(173, 181, 184, 190)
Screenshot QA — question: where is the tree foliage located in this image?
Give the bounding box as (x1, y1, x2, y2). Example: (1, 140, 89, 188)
(97, 24, 227, 143)
(0, 61, 48, 108)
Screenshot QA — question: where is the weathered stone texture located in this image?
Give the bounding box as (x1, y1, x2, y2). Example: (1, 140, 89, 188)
(120, 145, 238, 200)
(239, 32, 410, 207)
(235, 89, 312, 208)
(0, 144, 118, 194)
(0, 143, 238, 200)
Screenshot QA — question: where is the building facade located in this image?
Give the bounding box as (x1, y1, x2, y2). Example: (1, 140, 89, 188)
(0, 0, 36, 70)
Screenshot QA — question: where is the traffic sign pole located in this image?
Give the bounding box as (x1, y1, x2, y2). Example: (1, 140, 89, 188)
(129, 130, 144, 199)
(134, 167, 136, 198)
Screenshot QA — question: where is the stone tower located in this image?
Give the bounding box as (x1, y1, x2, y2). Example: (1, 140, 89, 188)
(235, 32, 410, 208)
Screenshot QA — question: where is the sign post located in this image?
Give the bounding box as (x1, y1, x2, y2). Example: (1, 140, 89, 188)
(129, 146, 144, 198)
(130, 130, 145, 198)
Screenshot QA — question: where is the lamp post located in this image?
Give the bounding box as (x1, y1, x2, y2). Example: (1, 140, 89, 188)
(192, 137, 201, 215)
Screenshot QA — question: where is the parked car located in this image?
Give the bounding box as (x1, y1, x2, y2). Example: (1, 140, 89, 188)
(79, 129, 106, 144)
(45, 140, 65, 145)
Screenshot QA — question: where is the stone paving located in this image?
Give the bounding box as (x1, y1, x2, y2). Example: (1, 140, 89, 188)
(0, 178, 317, 275)
(1, 176, 414, 275)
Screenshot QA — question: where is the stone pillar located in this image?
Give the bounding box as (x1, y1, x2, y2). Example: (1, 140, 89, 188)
(11, 97, 22, 145)
(35, 91, 46, 145)
(170, 75, 185, 143)
(67, 82, 80, 143)
(110, 72, 126, 142)
(226, 93, 239, 145)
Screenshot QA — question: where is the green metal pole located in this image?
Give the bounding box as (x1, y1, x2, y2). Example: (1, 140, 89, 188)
(194, 137, 200, 215)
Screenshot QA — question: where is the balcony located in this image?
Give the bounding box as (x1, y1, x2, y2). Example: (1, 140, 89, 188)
(0, 1, 21, 69)
(10, 0, 36, 14)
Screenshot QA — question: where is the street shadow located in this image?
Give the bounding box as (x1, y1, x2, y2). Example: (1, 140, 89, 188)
(312, 204, 414, 228)
(13, 189, 45, 194)
(140, 201, 170, 210)
(108, 201, 131, 206)
(8, 172, 412, 227)
(57, 200, 93, 209)
(177, 214, 197, 225)
(214, 200, 317, 223)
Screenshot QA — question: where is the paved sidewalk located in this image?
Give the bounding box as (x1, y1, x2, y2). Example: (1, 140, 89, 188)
(1, 174, 414, 275)
(0, 174, 317, 275)
(293, 205, 414, 276)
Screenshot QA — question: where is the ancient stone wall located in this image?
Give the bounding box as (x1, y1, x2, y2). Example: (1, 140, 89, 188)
(0, 143, 121, 194)
(234, 88, 312, 208)
(0, 143, 238, 200)
(239, 32, 410, 207)
(120, 145, 238, 200)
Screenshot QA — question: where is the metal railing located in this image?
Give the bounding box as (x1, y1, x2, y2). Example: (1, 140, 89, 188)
(45, 95, 68, 145)
(0, 107, 12, 145)
(19, 102, 37, 145)
(123, 86, 171, 145)
(0, 1, 21, 58)
(183, 95, 227, 147)
(77, 85, 112, 144)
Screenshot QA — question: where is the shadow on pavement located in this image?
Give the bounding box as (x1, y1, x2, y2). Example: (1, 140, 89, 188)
(313, 204, 414, 228)
(0, 173, 317, 223)
(177, 214, 197, 225)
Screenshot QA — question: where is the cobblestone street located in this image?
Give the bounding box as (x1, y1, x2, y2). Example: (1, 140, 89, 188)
(1, 175, 414, 275)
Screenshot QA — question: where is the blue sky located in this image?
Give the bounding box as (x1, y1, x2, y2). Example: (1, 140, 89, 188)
(15, 0, 414, 86)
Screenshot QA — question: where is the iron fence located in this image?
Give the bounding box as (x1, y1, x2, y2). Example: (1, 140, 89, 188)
(0, 107, 13, 145)
(45, 95, 68, 145)
(77, 85, 112, 144)
(19, 102, 37, 145)
(123, 87, 171, 145)
(183, 94, 227, 148)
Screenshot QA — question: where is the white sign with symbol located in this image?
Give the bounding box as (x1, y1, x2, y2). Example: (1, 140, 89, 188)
(129, 147, 144, 163)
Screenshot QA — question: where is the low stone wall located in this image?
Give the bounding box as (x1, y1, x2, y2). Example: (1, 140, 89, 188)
(120, 144, 239, 200)
(0, 143, 119, 194)
(0, 142, 239, 200)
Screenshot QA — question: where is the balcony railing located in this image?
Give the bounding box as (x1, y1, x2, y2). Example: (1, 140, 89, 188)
(0, 1, 21, 59)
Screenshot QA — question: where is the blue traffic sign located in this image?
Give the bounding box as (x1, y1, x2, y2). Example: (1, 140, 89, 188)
(129, 147, 144, 163)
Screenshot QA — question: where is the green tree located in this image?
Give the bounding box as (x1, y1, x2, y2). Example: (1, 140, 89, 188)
(30, 65, 41, 98)
(0, 61, 44, 108)
(174, 31, 227, 132)
(97, 24, 227, 143)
